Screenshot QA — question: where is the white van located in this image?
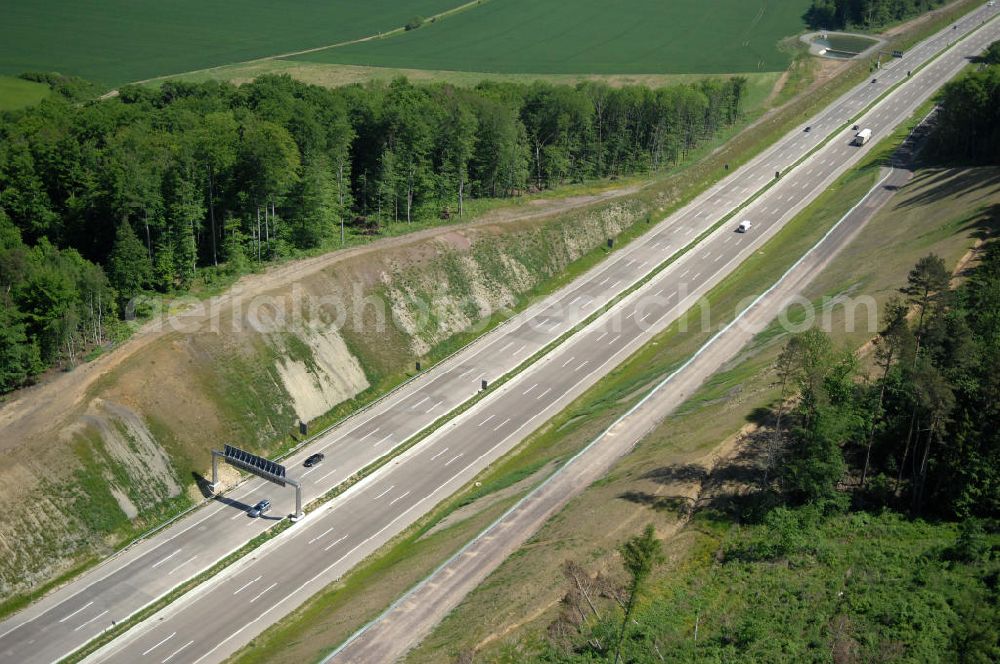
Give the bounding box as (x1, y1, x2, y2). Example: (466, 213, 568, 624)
(737, 220, 752, 233)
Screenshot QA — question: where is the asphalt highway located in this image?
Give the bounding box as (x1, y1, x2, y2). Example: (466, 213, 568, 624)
(88, 7, 1000, 664)
(1, 5, 997, 664)
(330, 122, 926, 664)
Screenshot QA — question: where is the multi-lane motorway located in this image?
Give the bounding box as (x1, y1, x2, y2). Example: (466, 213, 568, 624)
(330, 112, 930, 664)
(2, 5, 998, 663)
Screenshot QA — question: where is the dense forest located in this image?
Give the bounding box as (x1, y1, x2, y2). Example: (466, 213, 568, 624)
(518, 246, 1000, 663)
(927, 42, 1000, 164)
(805, 0, 947, 29)
(0, 74, 747, 393)
(776, 248, 1000, 520)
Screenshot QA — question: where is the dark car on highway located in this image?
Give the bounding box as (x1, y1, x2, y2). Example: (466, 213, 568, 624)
(248, 499, 271, 517)
(304, 453, 325, 467)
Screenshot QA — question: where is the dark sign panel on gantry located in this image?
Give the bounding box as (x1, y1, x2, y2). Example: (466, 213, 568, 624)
(223, 444, 287, 486)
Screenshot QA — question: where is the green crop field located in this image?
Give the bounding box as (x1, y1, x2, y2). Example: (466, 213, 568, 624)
(293, 0, 812, 75)
(0, 76, 51, 111)
(0, 0, 464, 86)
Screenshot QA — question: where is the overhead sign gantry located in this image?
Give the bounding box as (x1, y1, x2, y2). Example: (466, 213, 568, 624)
(210, 444, 303, 520)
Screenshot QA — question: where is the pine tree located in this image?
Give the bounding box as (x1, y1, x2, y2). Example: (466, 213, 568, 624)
(902, 253, 951, 356)
(613, 524, 664, 664)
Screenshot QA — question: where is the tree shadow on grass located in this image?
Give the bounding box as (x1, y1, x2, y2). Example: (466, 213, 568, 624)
(897, 168, 1000, 210)
(959, 203, 1000, 239)
(746, 406, 775, 427)
(619, 491, 694, 517)
(702, 444, 766, 489)
(641, 440, 766, 494)
(641, 464, 707, 484)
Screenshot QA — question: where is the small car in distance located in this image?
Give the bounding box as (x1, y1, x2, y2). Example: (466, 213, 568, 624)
(248, 499, 271, 518)
(804, 125, 811, 133)
(737, 220, 753, 233)
(304, 453, 325, 467)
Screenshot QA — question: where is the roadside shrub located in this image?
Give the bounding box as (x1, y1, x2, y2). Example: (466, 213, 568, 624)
(725, 506, 816, 561)
(946, 518, 992, 563)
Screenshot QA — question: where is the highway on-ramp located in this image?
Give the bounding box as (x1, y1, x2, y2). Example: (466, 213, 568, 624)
(0, 5, 996, 664)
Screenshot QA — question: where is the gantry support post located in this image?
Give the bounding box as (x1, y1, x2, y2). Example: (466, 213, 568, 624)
(288, 478, 303, 521)
(209, 449, 223, 493)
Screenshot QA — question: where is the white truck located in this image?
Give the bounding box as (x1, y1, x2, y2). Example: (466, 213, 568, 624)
(852, 127, 873, 146)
